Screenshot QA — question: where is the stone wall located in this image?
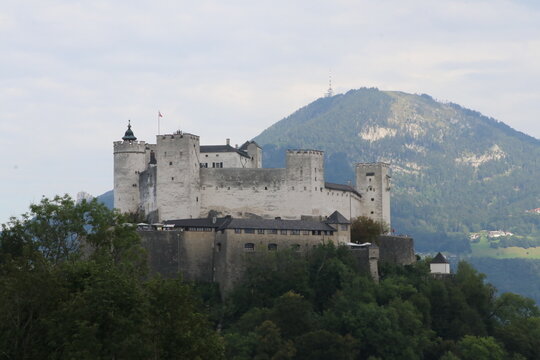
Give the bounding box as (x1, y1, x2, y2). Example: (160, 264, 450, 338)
(377, 235, 416, 265)
(139, 230, 215, 281)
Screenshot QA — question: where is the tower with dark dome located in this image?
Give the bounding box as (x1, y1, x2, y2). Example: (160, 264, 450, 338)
(122, 120, 137, 142)
(113, 122, 147, 214)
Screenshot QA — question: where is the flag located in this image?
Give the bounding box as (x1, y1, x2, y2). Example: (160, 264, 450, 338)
(158, 111, 163, 118)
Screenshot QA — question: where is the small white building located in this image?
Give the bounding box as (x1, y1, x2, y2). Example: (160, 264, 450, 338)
(430, 252, 450, 274)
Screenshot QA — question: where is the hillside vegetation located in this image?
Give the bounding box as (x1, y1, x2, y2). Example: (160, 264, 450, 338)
(3, 196, 540, 359)
(254, 88, 540, 254)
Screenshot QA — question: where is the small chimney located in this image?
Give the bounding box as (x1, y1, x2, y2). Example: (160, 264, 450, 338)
(235, 144, 238, 149)
(226, 138, 230, 146)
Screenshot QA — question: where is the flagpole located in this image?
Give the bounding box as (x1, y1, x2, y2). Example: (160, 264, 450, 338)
(158, 111, 160, 135)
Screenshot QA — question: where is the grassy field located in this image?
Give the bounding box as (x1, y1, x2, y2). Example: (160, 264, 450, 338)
(470, 236, 540, 259)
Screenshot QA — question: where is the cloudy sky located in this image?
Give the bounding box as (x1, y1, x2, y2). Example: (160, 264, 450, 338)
(1, 0, 539, 223)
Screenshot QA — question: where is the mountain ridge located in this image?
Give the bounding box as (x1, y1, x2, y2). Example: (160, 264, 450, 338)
(253, 87, 540, 253)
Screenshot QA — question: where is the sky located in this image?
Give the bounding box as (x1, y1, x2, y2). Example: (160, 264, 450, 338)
(1, 0, 539, 223)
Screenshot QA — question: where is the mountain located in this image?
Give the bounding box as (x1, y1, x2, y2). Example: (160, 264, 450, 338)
(253, 88, 540, 254)
(97, 190, 113, 209)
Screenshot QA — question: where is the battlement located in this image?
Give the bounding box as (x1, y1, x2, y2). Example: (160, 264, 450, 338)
(158, 132, 199, 142)
(113, 140, 147, 153)
(287, 149, 324, 156)
(356, 162, 390, 168)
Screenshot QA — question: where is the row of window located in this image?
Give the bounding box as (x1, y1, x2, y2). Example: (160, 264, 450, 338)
(243, 243, 300, 251)
(234, 229, 333, 236)
(200, 162, 224, 168)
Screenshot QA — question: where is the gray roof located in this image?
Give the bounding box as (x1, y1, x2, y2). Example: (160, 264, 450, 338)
(326, 211, 350, 224)
(431, 252, 449, 264)
(239, 140, 261, 151)
(200, 145, 250, 158)
(164, 217, 229, 228)
(218, 218, 335, 231)
(325, 182, 362, 197)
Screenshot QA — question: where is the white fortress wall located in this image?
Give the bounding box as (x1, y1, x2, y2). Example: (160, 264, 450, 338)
(318, 189, 363, 220)
(200, 168, 291, 218)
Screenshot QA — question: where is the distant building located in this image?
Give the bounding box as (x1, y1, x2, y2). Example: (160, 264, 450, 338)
(430, 252, 450, 274)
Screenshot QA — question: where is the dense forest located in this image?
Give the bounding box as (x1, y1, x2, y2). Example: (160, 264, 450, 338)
(2, 196, 540, 359)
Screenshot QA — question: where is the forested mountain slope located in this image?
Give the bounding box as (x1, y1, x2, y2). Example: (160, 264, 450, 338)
(254, 88, 540, 253)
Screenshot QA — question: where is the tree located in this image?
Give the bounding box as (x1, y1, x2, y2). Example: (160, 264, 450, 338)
(350, 216, 389, 244)
(456, 335, 506, 360)
(0, 195, 224, 359)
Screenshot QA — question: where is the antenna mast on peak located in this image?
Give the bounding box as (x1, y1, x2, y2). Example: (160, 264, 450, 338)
(325, 72, 333, 98)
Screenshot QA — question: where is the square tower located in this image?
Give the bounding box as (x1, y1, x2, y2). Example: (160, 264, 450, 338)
(355, 163, 391, 226)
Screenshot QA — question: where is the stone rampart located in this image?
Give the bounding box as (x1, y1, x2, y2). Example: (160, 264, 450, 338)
(377, 235, 415, 265)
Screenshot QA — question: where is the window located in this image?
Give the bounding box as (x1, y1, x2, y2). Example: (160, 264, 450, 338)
(303, 230, 310, 235)
(245, 229, 255, 234)
(264, 186, 268, 190)
(340, 225, 348, 231)
(234, 229, 242, 234)
(268, 243, 277, 251)
(216, 243, 221, 252)
(370, 211, 374, 214)
(291, 230, 300, 235)
(244, 243, 255, 251)
(169, 161, 173, 165)
(257, 229, 265, 234)
(371, 198, 375, 201)
(205, 154, 208, 157)
(268, 229, 278, 234)
(280, 230, 287, 235)
(366, 172, 375, 176)
(171, 177, 174, 181)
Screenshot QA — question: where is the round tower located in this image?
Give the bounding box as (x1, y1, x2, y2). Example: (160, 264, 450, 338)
(113, 121, 147, 214)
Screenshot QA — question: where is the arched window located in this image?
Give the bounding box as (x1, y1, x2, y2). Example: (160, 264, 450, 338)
(244, 243, 255, 252)
(268, 243, 278, 251)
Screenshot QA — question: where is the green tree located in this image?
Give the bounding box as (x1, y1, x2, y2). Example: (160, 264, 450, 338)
(456, 335, 506, 360)
(350, 216, 389, 244)
(0, 195, 224, 359)
(294, 330, 357, 360)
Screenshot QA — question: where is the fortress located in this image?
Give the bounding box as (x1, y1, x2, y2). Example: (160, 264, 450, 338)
(113, 123, 413, 293)
(114, 122, 391, 225)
